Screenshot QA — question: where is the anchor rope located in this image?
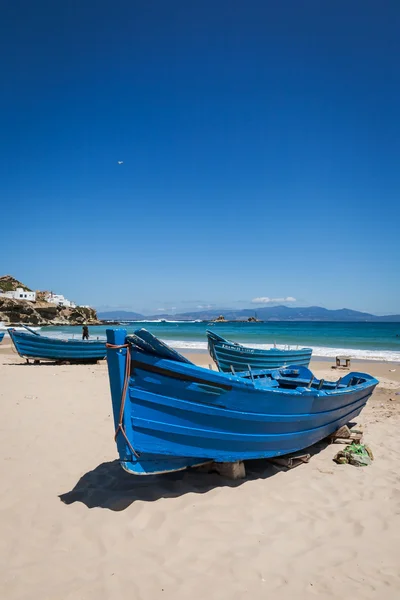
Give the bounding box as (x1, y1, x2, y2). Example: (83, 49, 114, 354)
(106, 342, 140, 458)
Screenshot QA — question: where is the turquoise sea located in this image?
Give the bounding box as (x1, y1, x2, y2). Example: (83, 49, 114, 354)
(43, 321, 400, 362)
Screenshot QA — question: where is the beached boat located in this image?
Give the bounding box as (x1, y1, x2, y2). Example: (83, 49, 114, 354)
(0, 332, 4, 343)
(8, 328, 106, 362)
(106, 328, 378, 476)
(207, 330, 312, 372)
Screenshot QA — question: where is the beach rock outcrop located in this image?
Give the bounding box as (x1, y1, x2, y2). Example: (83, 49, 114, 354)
(0, 297, 100, 326)
(0, 275, 100, 326)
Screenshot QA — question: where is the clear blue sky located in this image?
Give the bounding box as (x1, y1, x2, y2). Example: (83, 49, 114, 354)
(1, 1, 399, 315)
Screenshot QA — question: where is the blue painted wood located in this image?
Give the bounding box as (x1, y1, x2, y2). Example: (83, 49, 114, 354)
(8, 329, 106, 361)
(127, 328, 191, 363)
(106, 328, 378, 476)
(0, 332, 4, 343)
(106, 328, 131, 460)
(207, 330, 312, 371)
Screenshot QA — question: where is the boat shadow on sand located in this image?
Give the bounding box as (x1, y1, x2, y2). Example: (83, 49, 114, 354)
(59, 441, 329, 512)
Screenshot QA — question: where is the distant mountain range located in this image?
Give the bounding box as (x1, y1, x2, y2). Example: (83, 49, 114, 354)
(98, 306, 400, 322)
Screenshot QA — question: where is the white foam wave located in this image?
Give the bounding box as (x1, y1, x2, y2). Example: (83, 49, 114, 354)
(163, 339, 400, 362)
(27, 332, 400, 362)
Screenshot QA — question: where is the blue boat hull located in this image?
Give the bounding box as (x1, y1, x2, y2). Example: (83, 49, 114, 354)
(9, 329, 106, 362)
(207, 330, 312, 371)
(106, 329, 378, 475)
(0, 332, 4, 343)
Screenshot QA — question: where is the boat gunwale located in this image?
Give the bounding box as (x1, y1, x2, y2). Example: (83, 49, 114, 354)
(206, 329, 312, 355)
(8, 329, 106, 346)
(129, 352, 378, 397)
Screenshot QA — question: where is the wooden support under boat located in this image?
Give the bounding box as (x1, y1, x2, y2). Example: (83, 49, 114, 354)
(269, 453, 311, 469)
(195, 461, 246, 480)
(329, 423, 363, 444)
(214, 461, 246, 479)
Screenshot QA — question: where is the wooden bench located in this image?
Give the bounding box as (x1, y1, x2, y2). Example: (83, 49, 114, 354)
(336, 355, 351, 369)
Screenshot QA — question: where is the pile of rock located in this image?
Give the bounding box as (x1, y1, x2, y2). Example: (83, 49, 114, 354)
(0, 297, 100, 326)
(0, 274, 100, 326)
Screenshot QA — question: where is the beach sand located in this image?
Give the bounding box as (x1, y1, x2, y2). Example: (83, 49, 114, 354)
(1, 343, 400, 599)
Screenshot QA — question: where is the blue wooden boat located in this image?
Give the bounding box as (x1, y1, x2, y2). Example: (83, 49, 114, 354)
(0, 332, 4, 343)
(207, 330, 312, 372)
(106, 328, 378, 476)
(8, 328, 106, 362)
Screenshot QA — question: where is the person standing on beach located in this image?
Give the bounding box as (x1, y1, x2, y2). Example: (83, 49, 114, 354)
(82, 325, 89, 340)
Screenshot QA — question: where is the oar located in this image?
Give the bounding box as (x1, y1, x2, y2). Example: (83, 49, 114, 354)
(21, 324, 40, 336)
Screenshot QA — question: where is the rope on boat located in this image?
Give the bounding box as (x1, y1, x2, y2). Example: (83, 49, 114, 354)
(106, 342, 140, 458)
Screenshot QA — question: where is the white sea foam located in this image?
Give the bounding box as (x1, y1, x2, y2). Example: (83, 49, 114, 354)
(25, 331, 400, 362)
(163, 339, 400, 362)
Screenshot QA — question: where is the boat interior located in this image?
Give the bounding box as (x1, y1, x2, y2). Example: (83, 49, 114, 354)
(126, 329, 370, 392)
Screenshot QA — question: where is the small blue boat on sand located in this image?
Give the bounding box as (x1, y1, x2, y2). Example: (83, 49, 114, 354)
(207, 330, 312, 372)
(106, 328, 378, 476)
(8, 328, 106, 363)
(0, 332, 4, 343)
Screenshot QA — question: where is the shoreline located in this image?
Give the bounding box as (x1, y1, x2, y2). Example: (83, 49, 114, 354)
(1, 339, 399, 387)
(2, 334, 400, 363)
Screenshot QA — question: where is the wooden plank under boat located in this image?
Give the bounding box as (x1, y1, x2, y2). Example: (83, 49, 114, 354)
(207, 330, 312, 372)
(8, 328, 106, 362)
(106, 328, 378, 476)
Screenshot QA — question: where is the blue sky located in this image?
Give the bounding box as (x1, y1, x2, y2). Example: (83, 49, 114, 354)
(1, 1, 399, 315)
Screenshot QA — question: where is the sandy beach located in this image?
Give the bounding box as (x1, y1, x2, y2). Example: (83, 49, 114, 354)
(1, 341, 400, 599)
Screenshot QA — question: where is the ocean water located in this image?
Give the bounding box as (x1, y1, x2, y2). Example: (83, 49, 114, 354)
(42, 321, 400, 362)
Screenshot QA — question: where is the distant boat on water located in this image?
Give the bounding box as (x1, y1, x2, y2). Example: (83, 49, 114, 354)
(8, 328, 106, 363)
(106, 327, 378, 476)
(207, 330, 312, 372)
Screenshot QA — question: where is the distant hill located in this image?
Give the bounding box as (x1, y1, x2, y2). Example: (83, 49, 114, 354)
(98, 310, 145, 320)
(376, 314, 400, 322)
(0, 275, 31, 292)
(99, 305, 400, 322)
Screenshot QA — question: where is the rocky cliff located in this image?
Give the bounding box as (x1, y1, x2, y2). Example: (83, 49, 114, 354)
(0, 276, 100, 326)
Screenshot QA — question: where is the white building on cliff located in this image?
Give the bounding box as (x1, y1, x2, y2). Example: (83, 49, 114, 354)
(45, 293, 76, 308)
(0, 287, 36, 302)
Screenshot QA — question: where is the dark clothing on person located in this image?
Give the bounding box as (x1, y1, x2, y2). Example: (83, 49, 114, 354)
(82, 326, 89, 340)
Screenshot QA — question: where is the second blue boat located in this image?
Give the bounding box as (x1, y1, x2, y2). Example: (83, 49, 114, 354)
(207, 330, 312, 372)
(8, 328, 106, 363)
